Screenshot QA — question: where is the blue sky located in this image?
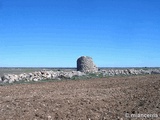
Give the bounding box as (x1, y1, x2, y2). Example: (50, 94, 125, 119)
(0, 0, 160, 67)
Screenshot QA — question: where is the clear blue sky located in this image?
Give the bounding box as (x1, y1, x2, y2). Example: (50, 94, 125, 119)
(0, 0, 160, 67)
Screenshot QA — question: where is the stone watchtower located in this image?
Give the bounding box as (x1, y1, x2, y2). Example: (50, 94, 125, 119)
(77, 56, 98, 73)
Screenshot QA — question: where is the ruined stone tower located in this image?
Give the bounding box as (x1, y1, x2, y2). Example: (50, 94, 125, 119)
(77, 56, 98, 73)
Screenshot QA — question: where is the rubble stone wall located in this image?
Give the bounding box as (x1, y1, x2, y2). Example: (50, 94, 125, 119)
(0, 69, 160, 84)
(0, 71, 85, 83)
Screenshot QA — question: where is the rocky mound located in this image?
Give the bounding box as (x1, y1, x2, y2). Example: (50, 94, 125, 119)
(77, 56, 98, 73)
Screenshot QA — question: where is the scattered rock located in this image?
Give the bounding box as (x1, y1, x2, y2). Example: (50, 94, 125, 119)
(77, 56, 98, 73)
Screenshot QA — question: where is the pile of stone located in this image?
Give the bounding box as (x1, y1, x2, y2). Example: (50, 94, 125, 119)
(0, 70, 85, 83)
(99, 68, 160, 77)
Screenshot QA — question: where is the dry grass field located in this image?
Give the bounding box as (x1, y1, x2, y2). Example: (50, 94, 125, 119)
(0, 74, 160, 120)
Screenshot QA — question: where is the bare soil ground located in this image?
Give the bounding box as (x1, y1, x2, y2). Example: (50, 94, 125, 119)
(0, 75, 160, 120)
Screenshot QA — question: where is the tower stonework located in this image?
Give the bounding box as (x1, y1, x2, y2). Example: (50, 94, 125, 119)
(77, 56, 98, 73)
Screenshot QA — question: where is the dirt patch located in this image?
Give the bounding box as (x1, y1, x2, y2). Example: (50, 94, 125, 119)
(0, 75, 160, 120)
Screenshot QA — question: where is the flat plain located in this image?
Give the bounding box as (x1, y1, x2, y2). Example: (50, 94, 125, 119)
(0, 67, 76, 76)
(0, 74, 160, 120)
